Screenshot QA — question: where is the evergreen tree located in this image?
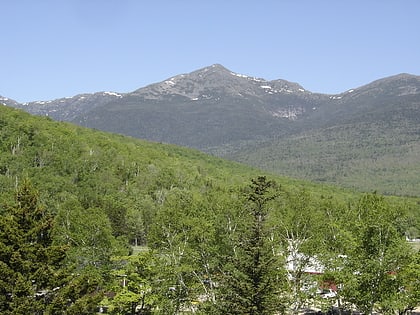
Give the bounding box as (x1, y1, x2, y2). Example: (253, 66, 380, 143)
(216, 176, 284, 315)
(0, 179, 102, 314)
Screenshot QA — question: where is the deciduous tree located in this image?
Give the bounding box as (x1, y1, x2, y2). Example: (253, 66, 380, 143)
(341, 193, 413, 315)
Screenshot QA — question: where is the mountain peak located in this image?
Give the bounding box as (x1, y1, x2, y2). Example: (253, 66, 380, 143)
(131, 64, 310, 101)
(134, 64, 258, 100)
(189, 63, 234, 78)
(369, 73, 419, 84)
(191, 64, 266, 82)
(348, 72, 420, 98)
(206, 63, 230, 71)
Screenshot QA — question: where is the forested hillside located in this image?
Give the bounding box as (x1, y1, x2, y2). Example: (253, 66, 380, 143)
(228, 119, 420, 196)
(0, 106, 419, 314)
(227, 74, 420, 196)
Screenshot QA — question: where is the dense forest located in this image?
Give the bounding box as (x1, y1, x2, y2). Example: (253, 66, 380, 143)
(0, 106, 419, 314)
(227, 119, 420, 197)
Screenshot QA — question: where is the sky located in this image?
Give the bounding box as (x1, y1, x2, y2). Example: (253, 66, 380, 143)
(2, 0, 420, 103)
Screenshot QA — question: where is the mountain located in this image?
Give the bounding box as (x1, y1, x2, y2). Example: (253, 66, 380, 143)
(0, 95, 20, 108)
(5, 65, 329, 149)
(9, 91, 124, 121)
(3, 65, 420, 195)
(228, 73, 420, 195)
(306, 73, 420, 126)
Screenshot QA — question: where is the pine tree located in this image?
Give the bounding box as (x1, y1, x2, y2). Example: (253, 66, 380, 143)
(216, 176, 284, 315)
(0, 179, 102, 314)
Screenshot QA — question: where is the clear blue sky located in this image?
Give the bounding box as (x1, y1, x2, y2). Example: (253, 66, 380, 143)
(2, 0, 420, 102)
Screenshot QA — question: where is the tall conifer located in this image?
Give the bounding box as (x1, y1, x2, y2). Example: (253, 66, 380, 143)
(216, 176, 284, 314)
(0, 179, 101, 314)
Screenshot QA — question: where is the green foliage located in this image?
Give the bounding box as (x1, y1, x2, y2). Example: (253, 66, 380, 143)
(215, 177, 285, 315)
(340, 194, 415, 315)
(1, 106, 419, 313)
(106, 251, 160, 315)
(0, 179, 63, 313)
(53, 197, 121, 269)
(273, 189, 326, 313)
(0, 105, 258, 249)
(0, 180, 102, 314)
(387, 250, 420, 314)
(46, 267, 104, 315)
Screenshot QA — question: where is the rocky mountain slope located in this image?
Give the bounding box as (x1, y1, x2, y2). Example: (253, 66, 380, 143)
(2, 65, 329, 148)
(2, 65, 420, 195)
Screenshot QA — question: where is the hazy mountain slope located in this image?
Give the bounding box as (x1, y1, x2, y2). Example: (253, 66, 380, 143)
(306, 73, 420, 127)
(228, 73, 420, 195)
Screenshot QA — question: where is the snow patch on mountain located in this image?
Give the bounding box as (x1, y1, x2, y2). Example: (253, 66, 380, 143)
(34, 100, 53, 105)
(164, 79, 176, 86)
(230, 71, 264, 82)
(230, 72, 249, 79)
(269, 106, 305, 120)
(103, 91, 123, 97)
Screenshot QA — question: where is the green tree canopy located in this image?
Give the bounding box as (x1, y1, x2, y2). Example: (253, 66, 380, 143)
(0, 180, 102, 314)
(216, 176, 285, 315)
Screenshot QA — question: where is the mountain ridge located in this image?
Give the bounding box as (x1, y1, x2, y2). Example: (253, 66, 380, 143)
(2, 65, 418, 110)
(2, 65, 420, 195)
